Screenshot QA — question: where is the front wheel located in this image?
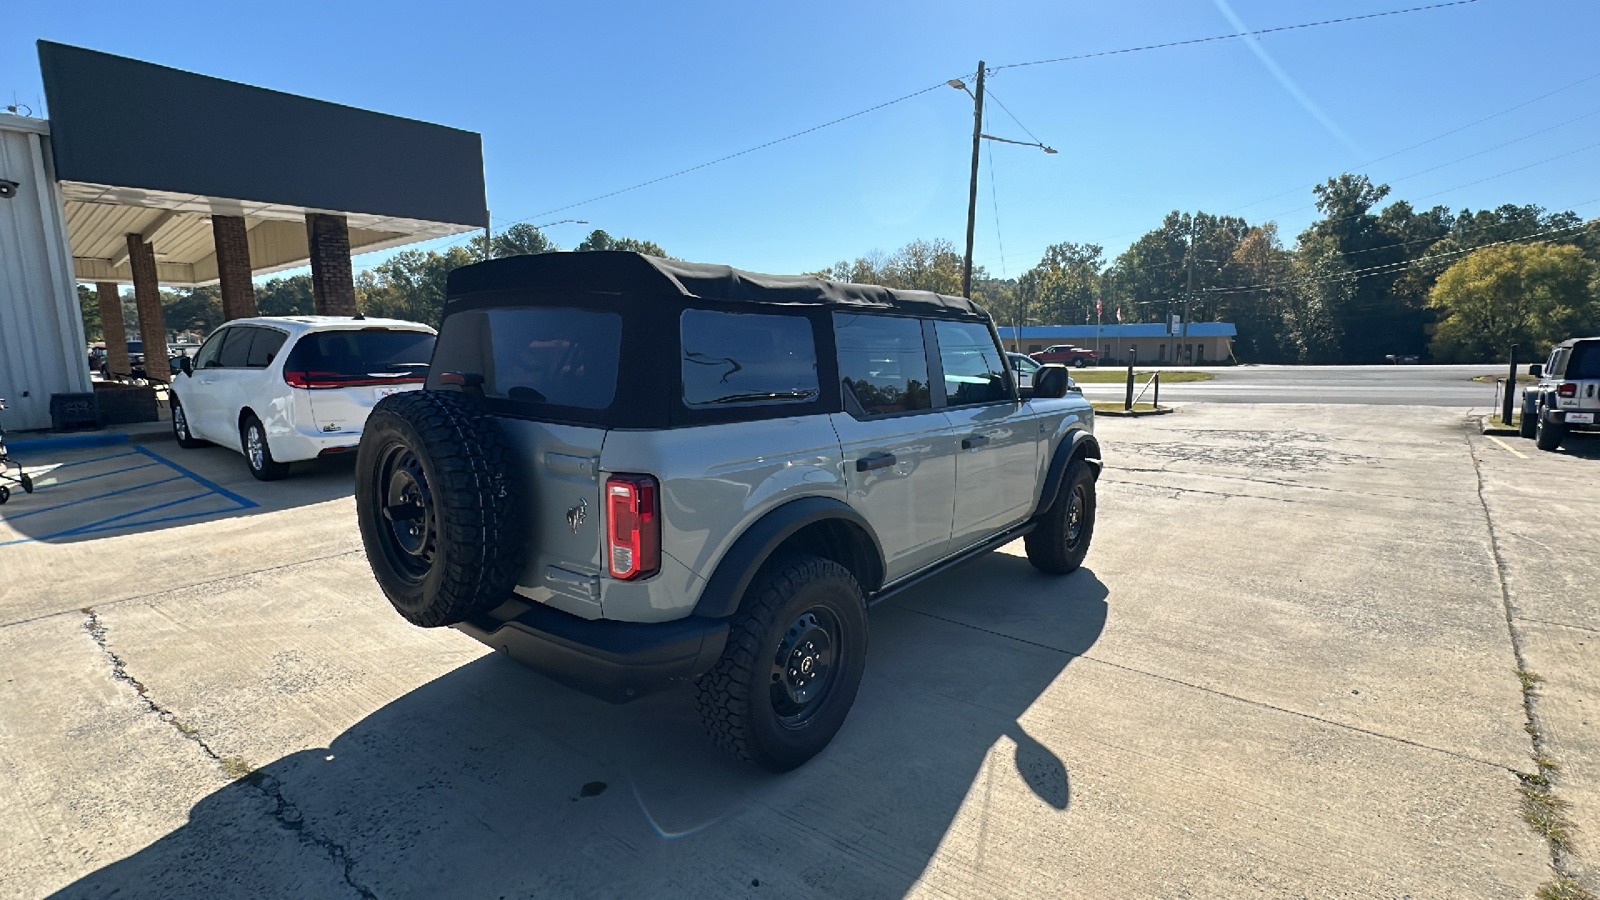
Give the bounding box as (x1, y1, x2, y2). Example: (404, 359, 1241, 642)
(1519, 394, 1538, 439)
(1074, 358, 1087, 368)
(697, 555, 868, 772)
(1025, 457, 1097, 574)
(171, 397, 207, 449)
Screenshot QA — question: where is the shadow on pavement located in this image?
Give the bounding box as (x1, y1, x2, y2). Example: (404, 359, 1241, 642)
(48, 553, 1107, 898)
(0, 442, 355, 545)
(1551, 431, 1600, 459)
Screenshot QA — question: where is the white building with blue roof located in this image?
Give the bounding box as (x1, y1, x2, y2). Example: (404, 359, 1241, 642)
(998, 323, 1237, 365)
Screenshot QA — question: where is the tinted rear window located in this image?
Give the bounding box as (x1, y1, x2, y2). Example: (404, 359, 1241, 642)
(285, 330, 435, 381)
(680, 309, 819, 408)
(834, 313, 931, 417)
(1568, 343, 1600, 379)
(433, 307, 622, 410)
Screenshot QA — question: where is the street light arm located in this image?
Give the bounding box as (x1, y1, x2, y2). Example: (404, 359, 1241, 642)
(980, 133, 1057, 154)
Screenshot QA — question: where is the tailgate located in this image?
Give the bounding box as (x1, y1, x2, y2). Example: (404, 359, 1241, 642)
(501, 419, 610, 618)
(308, 383, 422, 435)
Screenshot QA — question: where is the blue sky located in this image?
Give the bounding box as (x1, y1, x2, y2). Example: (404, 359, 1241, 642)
(5, 0, 1599, 279)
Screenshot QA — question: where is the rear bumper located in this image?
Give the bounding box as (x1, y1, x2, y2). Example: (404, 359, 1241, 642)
(456, 600, 730, 704)
(1545, 409, 1599, 428)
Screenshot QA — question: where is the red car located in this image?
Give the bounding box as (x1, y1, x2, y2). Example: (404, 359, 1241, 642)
(1029, 344, 1098, 367)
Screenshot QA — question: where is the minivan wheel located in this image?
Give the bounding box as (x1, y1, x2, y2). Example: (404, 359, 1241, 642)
(355, 390, 526, 628)
(1025, 456, 1096, 575)
(241, 414, 290, 480)
(697, 554, 868, 771)
(171, 397, 207, 449)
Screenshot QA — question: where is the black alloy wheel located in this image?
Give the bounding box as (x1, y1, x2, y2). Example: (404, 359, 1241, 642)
(375, 445, 437, 581)
(770, 608, 841, 727)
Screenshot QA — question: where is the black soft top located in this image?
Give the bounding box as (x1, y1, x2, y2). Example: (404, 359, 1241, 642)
(445, 251, 990, 320)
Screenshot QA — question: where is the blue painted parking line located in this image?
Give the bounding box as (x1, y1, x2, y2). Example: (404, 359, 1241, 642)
(35, 462, 162, 490)
(0, 475, 187, 522)
(132, 446, 258, 509)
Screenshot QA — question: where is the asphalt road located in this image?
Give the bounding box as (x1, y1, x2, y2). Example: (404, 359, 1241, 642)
(1076, 364, 1514, 406)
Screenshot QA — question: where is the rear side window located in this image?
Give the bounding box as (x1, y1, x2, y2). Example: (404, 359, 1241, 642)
(432, 307, 621, 409)
(245, 329, 288, 369)
(216, 328, 255, 368)
(935, 320, 1011, 406)
(195, 329, 228, 369)
(1569, 343, 1600, 379)
(680, 309, 819, 408)
(284, 329, 436, 384)
(834, 313, 931, 417)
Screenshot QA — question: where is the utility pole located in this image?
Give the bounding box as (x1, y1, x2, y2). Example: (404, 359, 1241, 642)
(962, 61, 986, 299)
(1182, 213, 1194, 364)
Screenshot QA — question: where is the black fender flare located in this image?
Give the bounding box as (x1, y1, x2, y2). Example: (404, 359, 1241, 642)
(692, 497, 884, 619)
(1036, 430, 1102, 517)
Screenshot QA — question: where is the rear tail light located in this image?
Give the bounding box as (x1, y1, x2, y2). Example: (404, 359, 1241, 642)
(606, 474, 659, 580)
(1558, 382, 1578, 398)
(284, 370, 423, 389)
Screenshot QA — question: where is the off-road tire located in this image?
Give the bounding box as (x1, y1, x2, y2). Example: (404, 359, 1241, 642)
(1535, 413, 1566, 452)
(170, 396, 207, 449)
(1518, 393, 1538, 439)
(696, 554, 868, 772)
(356, 390, 526, 628)
(1025, 456, 1096, 575)
(241, 414, 290, 480)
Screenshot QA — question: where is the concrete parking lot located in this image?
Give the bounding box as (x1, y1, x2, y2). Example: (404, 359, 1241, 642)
(0, 404, 1594, 898)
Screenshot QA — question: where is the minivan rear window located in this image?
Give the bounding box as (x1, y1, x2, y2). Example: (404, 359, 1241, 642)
(432, 307, 622, 410)
(284, 329, 436, 386)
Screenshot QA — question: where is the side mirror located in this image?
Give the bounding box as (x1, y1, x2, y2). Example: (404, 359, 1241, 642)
(1032, 365, 1073, 399)
(177, 355, 193, 376)
(1528, 364, 1543, 379)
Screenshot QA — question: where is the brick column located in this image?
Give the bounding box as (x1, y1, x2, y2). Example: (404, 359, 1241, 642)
(126, 233, 171, 383)
(305, 213, 356, 316)
(212, 215, 257, 320)
(96, 282, 130, 377)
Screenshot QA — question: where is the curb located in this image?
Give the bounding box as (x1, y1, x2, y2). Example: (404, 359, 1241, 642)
(1479, 415, 1521, 436)
(1096, 407, 1176, 418)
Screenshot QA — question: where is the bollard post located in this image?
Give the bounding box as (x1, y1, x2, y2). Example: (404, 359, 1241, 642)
(1125, 348, 1136, 411)
(1503, 344, 1519, 426)
(1153, 371, 1160, 410)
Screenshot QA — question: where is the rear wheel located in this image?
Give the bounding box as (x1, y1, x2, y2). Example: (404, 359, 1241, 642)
(1025, 456, 1096, 574)
(1536, 412, 1566, 452)
(697, 555, 868, 771)
(241, 414, 290, 480)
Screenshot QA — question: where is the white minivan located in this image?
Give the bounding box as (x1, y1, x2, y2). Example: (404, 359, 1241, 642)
(170, 316, 436, 479)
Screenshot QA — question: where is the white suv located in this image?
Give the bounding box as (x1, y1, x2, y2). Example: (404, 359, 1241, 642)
(170, 316, 436, 479)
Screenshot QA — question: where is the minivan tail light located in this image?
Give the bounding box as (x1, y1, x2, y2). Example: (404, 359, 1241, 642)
(1558, 382, 1578, 398)
(606, 474, 659, 580)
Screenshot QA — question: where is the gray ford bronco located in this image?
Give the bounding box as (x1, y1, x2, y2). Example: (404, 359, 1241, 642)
(355, 251, 1101, 770)
(1521, 337, 1600, 451)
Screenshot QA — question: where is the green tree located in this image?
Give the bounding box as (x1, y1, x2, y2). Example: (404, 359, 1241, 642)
(358, 246, 479, 326)
(1428, 243, 1599, 362)
(1016, 242, 1104, 326)
(471, 223, 560, 259)
(161, 286, 222, 337)
(575, 229, 667, 256)
(255, 275, 316, 317)
(78, 284, 101, 340)
(813, 239, 973, 295)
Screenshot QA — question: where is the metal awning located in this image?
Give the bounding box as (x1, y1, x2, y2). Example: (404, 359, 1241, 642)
(62, 183, 475, 286)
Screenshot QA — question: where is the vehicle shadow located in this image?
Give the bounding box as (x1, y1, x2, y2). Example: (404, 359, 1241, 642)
(1552, 431, 1600, 459)
(0, 443, 356, 545)
(47, 552, 1107, 899)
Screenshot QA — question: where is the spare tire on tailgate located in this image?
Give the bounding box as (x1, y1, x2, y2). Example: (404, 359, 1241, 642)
(356, 390, 527, 627)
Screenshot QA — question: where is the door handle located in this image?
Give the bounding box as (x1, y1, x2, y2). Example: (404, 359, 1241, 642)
(856, 452, 897, 472)
(962, 434, 990, 450)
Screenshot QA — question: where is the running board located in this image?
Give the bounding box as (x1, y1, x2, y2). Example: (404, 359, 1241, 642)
(870, 521, 1036, 606)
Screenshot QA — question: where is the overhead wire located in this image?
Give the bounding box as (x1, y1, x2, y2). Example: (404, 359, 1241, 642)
(472, 0, 1478, 242)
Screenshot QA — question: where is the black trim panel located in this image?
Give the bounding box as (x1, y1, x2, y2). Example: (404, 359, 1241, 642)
(692, 497, 884, 618)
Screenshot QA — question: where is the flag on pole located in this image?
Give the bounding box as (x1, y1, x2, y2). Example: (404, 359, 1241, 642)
(1096, 297, 1103, 318)
(1116, 307, 1123, 323)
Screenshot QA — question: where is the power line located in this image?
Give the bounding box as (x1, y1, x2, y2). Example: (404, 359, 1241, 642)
(480, 2, 1477, 240)
(987, 143, 1007, 279)
(989, 0, 1479, 72)
(1222, 67, 1600, 215)
(983, 86, 1045, 148)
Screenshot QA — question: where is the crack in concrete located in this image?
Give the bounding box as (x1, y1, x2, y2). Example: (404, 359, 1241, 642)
(892, 604, 1516, 774)
(80, 606, 378, 900)
(1464, 431, 1585, 890)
